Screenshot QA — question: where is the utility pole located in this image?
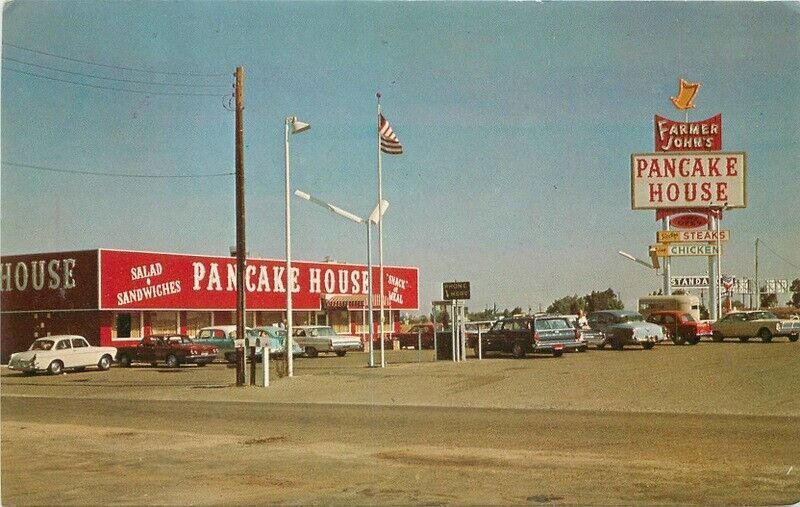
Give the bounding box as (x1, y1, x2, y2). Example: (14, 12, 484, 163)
(234, 66, 246, 386)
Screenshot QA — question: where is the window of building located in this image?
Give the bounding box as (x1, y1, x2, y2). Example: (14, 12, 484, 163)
(186, 312, 212, 337)
(114, 312, 141, 339)
(151, 312, 178, 334)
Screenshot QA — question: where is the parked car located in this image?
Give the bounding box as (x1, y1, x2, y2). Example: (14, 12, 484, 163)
(393, 323, 436, 349)
(194, 325, 258, 362)
(478, 315, 582, 358)
(8, 335, 116, 375)
(116, 335, 217, 368)
(646, 310, 712, 345)
(292, 326, 363, 357)
(252, 326, 304, 358)
(587, 310, 665, 350)
(710, 310, 800, 343)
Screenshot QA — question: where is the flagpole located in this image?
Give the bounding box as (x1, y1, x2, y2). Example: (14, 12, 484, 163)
(377, 92, 386, 368)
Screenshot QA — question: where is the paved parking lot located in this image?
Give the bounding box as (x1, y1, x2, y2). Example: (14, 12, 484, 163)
(2, 342, 799, 505)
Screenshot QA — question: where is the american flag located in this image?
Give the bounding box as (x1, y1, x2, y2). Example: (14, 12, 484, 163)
(378, 114, 403, 155)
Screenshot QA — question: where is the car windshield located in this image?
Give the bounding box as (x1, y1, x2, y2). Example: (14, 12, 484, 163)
(537, 318, 571, 330)
(30, 340, 55, 351)
(617, 313, 645, 323)
(166, 336, 192, 344)
(309, 327, 336, 337)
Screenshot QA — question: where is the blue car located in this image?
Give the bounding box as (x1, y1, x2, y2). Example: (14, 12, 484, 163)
(587, 310, 665, 350)
(252, 326, 304, 358)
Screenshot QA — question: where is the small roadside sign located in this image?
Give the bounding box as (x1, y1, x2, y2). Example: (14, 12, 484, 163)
(443, 281, 470, 300)
(657, 230, 730, 243)
(651, 243, 721, 257)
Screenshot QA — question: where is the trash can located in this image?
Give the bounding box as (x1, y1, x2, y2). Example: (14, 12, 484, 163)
(436, 331, 453, 360)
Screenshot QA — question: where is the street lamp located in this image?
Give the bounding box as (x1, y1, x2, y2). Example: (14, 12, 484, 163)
(294, 188, 389, 368)
(618, 250, 659, 272)
(284, 116, 311, 378)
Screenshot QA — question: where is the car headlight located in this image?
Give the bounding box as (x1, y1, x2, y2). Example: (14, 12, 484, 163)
(776, 322, 782, 332)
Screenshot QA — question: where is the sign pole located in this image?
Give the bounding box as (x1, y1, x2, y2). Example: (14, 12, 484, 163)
(662, 217, 671, 295)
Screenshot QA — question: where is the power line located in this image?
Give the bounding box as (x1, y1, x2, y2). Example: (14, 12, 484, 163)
(760, 240, 800, 271)
(3, 56, 229, 90)
(3, 66, 228, 97)
(3, 41, 228, 78)
(3, 162, 233, 179)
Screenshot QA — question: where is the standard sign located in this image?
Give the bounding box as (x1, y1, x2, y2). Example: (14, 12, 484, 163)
(671, 276, 712, 288)
(442, 281, 470, 300)
(631, 152, 746, 209)
(651, 243, 720, 257)
(657, 230, 730, 243)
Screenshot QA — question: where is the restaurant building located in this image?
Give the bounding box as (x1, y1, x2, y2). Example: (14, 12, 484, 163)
(0, 249, 419, 362)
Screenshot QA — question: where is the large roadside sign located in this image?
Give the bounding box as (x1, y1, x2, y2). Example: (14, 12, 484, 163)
(631, 152, 747, 209)
(442, 281, 470, 300)
(651, 243, 720, 257)
(657, 230, 730, 243)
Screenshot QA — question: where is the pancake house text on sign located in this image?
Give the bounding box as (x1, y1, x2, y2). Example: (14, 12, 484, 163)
(630, 152, 746, 210)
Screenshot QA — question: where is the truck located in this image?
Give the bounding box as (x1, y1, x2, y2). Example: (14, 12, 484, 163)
(638, 294, 701, 321)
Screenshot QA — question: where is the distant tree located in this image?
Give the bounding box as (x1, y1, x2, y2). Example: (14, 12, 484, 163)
(546, 295, 584, 315)
(585, 289, 624, 312)
(790, 279, 800, 308)
(760, 293, 778, 308)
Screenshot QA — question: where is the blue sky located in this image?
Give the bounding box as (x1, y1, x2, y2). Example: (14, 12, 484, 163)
(2, 1, 798, 312)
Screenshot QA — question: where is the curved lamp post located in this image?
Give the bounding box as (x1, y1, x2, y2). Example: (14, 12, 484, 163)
(294, 188, 388, 368)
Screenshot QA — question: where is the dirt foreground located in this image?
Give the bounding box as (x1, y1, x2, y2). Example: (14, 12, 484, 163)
(2, 343, 799, 505)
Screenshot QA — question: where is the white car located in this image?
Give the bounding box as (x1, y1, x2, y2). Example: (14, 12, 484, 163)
(292, 326, 363, 358)
(8, 335, 117, 375)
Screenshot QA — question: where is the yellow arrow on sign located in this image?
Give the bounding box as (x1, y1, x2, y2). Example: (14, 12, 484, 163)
(656, 231, 681, 243)
(650, 243, 668, 257)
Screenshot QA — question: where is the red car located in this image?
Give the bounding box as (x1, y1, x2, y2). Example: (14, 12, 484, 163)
(392, 324, 436, 349)
(646, 311, 712, 345)
(116, 334, 218, 368)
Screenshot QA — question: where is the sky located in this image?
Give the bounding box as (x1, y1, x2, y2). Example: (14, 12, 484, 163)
(1, 1, 799, 314)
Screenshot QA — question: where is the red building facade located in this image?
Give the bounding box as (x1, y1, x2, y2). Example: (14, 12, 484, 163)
(0, 249, 419, 362)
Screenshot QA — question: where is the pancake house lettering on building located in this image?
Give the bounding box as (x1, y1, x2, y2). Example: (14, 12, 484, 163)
(0, 249, 419, 362)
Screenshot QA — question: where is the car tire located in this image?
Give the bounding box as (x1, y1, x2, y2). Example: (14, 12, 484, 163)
(596, 341, 606, 350)
(738, 336, 749, 343)
(511, 342, 526, 359)
(642, 342, 655, 350)
(166, 354, 180, 368)
(97, 355, 112, 371)
(789, 334, 799, 343)
(759, 329, 772, 343)
(48, 360, 64, 375)
(672, 334, 686, 345)
(336, 351, 346, 357)
(687, 336, 700, 345)
(712, 332, 724, 342)
(611, 337, 624, 350)
(552, 349, 563, 358)
(578, 345, 587, 352)
(119, 354, 132, 367)
(197, 362, 207, 367)
(305, 347, 319, 358)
